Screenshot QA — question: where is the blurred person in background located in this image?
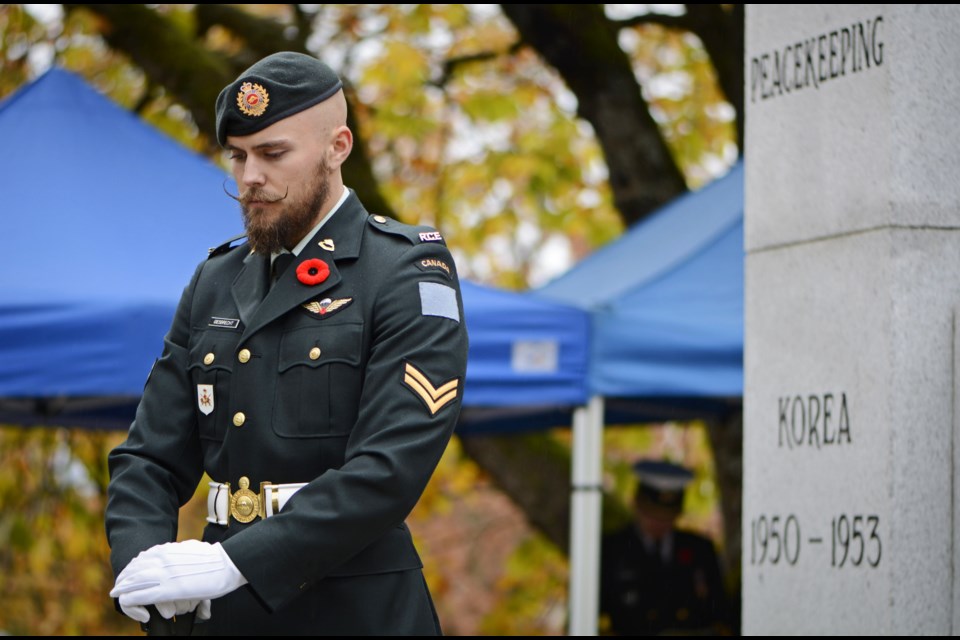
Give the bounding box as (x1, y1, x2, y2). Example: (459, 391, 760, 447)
(600, 459, 731, 636)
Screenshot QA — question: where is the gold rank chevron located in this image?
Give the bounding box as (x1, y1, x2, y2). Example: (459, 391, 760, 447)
(403, 363, 458, 415)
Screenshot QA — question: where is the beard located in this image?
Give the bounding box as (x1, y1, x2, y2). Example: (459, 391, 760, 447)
(240, 158, 332, 255)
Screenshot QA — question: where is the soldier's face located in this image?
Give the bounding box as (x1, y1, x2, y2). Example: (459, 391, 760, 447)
(237, 156, 331, 255)
(226, 107, 336, 254)
(635, 506, 678, 541)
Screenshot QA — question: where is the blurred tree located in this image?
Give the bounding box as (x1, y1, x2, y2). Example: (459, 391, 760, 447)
(1, 2, 744, 630)
(0, 425, 130, 635)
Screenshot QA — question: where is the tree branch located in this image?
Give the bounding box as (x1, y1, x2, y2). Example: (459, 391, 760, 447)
(435, 41, 524, 86)
(64, 4, 231, 149)
(66, 3, 396, 218)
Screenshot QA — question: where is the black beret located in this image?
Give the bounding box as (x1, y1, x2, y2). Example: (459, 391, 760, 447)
(215, 51, 343, 146)
(632, 459, 693, 516)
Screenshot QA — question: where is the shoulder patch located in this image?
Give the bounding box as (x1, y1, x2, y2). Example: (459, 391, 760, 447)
(418, 231, 443, 243)
(419, 282, 460, 322)
(415, 257, 452, 278)
(367, 214, 447, 247)
(208, 232, 248, 259)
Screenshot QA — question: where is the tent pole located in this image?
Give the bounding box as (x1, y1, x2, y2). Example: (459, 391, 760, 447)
(568, 395, 604, 635)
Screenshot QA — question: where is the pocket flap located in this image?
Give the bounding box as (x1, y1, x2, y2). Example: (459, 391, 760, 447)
(188, 332, 238, 373)
(278, 323, 362, 373)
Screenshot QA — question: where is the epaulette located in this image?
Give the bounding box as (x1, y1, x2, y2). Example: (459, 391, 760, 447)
(207, 232, 248, 259)
(367, 214, 446, 246)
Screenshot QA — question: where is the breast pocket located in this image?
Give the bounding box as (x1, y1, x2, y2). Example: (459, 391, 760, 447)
(187, 332, 239, 442)
(273, 322, 363, 438)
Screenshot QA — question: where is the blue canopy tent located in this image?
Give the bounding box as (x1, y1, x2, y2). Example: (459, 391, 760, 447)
(0, 67, 592, 435)
(539, 160, 743, 420)
(536, 161, 744, 634)
(457, 279, 590, 434)
(0, 67, 243, 428)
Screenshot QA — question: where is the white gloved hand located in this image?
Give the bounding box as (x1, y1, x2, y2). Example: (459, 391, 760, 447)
(110, 540, 247, 612)
(117, 601, 151, 624)
(154, 598, 212, 621)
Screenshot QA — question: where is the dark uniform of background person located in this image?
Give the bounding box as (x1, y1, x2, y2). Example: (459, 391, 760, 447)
(104, 52, 469, 635)
(600, 460, 730, 636)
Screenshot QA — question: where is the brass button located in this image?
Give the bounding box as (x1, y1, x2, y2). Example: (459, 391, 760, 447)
(203, 352, 215, 365)
(238, 348, 251, 363)
(373, 215, 387, 223)
(233, 412, 246, 427)
(309, 347, 321, 360)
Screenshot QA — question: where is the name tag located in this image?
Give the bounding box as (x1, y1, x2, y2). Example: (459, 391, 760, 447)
(209, 317, 240, 329)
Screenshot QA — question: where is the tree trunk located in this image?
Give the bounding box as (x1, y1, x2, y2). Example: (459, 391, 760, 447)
(685, 4, 745, 152)
(500, 4, 688, 227)
(705, 408, 743, 606)
(458, 432, 631, 553)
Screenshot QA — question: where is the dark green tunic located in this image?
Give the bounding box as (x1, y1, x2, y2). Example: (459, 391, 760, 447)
(106, 192, 469, 634)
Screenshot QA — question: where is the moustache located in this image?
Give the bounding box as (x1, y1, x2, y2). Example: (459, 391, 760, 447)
(222, 181, 289, 205)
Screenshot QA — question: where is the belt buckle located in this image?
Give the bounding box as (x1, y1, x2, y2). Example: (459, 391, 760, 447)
(229, 476, 265, 523)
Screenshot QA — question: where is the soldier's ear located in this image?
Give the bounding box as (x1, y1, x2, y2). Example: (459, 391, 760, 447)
(328, 126, 353, 169)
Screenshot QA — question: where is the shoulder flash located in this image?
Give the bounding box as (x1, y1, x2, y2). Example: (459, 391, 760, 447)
(208, 232, 248, 259)
(367, 214, 446, 246)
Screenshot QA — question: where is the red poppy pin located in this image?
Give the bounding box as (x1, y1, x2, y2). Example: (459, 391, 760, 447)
(296, 258, 330, 286)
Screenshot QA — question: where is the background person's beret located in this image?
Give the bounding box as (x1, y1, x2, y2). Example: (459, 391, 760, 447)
(215, 51, 343, 146)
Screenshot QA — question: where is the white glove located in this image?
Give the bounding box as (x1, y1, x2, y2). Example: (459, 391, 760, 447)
(110, 540, 247, 614)
(115, 597, 212, 624)
(117, 601, 150, 624)
(155, 598, 212, 621)
(115, 598, 211, 625)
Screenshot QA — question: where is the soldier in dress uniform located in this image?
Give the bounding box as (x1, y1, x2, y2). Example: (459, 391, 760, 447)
(600, 460, 730, 636)
(105, 51, 468, 635)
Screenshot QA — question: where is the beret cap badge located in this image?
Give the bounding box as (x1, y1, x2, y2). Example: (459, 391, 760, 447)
(237, 82, 269, 117)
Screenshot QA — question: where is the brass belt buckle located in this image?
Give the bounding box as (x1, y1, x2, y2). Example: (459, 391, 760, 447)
(230, 476, 263, 523)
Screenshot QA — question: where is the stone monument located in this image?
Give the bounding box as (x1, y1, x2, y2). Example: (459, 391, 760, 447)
(744, 4, 960, 634)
